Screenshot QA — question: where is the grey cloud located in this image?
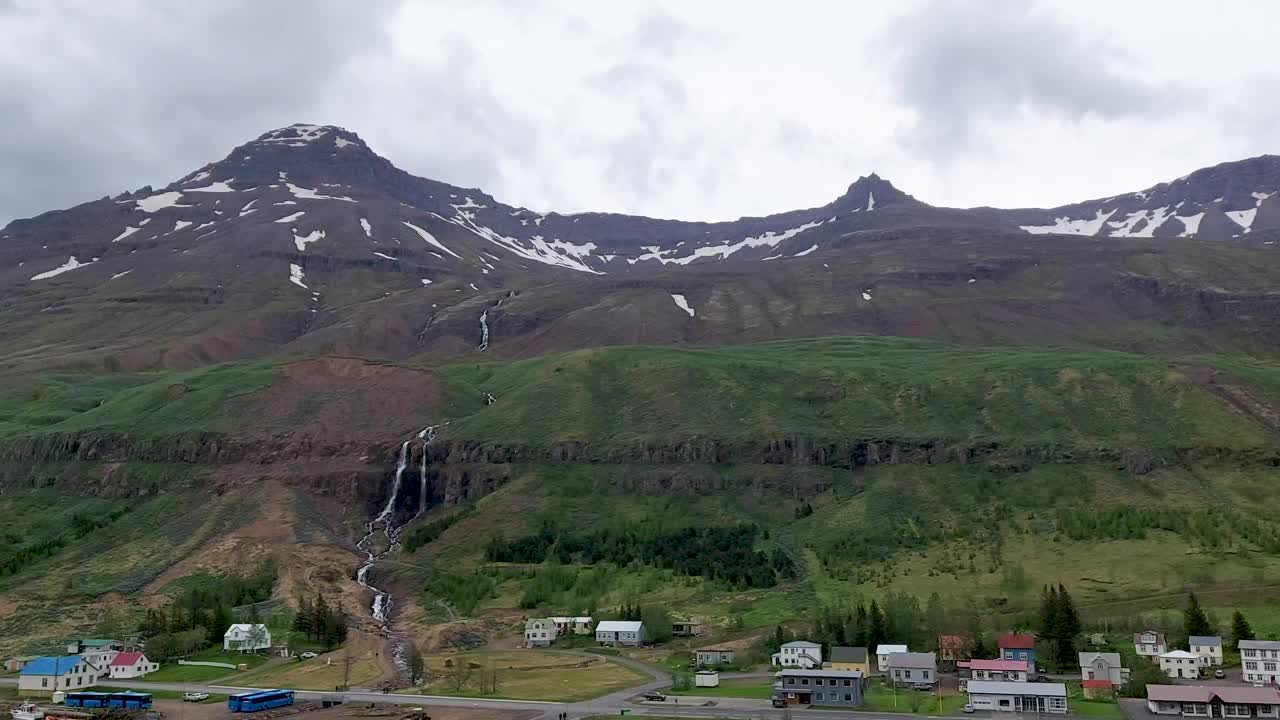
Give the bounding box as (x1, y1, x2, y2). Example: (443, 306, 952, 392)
(0, 0, 399, 224)
(881, 0, 1169, 158)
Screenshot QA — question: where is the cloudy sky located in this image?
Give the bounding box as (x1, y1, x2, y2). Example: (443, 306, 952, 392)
(2, 0, 1279, 225)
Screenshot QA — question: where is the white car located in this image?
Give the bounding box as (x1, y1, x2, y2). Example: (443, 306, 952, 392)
(182, 692, 209, 702)
(300, 651, 318, 659)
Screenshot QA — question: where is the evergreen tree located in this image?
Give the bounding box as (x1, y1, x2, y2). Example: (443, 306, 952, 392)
(313, 593, 331, 639)
(1037, 585, 1060, 641)
(1184, 592, 1214, 639)
(1231, 611, 1255, 650)
(968, 615, 989, 659)
(851, 603, 869, 647)
(868, 600, 888, 651)
(1053, 584, 1081, 671)
(772, 624, 787, 651)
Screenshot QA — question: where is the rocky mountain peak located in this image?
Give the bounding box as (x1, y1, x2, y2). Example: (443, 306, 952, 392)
(831, 173, 913, 213)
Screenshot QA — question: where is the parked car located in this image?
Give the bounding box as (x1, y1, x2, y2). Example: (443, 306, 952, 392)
(642, 692, 666, 702)
(963, 704, 975, 714)
(300, 651, 317, 659)
(182, 692, 209, 702)
(1214, 669, 1226, 679)
(772, 697, 786, 708)
(912, 683, 935, 691)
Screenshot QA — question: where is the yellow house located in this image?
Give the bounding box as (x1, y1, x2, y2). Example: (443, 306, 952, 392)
(829, 646, 871, 674)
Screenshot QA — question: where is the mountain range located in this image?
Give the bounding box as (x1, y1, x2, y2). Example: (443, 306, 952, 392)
(1, 124, 1279, 660)
(2, 123, 1279, 373)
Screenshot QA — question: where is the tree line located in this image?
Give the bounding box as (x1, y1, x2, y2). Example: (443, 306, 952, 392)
(484, 524, 796, 589)
(291, 593, 349, 649)
(138, 562, 277, 659)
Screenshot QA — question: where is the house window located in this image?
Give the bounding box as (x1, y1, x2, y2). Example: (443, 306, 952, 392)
(1248, 663, 1260, 671)
(1268, 663, 1277, 672)
(802, 679, 809, 685)
(1247, 650, 1259, 658)
(844, 680, 852, 687)
(999, 699, 1011, 708)
(1049, 698, 1066, 710)
(845, 694, 852, 702)
(816, 693, 824, 702)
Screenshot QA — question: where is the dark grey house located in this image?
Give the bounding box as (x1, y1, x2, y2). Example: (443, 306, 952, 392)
(773, 669, 865, 708)
(694, 648, 735, 667)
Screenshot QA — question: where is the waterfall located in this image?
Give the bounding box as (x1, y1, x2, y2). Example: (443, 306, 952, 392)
(478, 310, 489, 351)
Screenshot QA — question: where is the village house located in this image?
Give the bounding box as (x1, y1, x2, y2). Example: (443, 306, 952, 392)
(18, 656, 99, 696)
(1136, 630, 1169, 657)
(888, 652, 938, 686)
(525, 618, 557, 647)
(5, 656, 37, 673)
(967, 680, 1068, 714)
(1147, 685, 1280, 717)
(694, 648, 735, 667)
(548, 616, 593, 635)
(1240, 640, 1280, 685)
(774, 640, 824, 669)
(960, 659, 1030, 690)
(773, 669, 865, 708)
(876, 644, 908, 672)
(595, 620, 646, 646)
(223, 623, 272, 652)
(828, 647, 871, 675)
(938, 634, 969, 665)
(1159, 650, 1203, 679)
(67, 639, 123, 678)
(1189, 636, 1224, 667)
(672, 619, 705, 637)
(998, 634, 1037, 672)
(108, 652, 158, 680)
(1079, 652, 1130, 687)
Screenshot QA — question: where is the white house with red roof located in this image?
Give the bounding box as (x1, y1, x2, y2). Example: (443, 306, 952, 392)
(108, 652, 158, 679)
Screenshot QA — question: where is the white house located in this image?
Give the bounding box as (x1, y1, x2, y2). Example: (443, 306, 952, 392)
(1135, 630, 1168, 657)
(1240, 640, 1280, 685)
(596, 620, 646, 646)
(18, 656, 99, 695)
(964, 659, 1031, 684)
(108, 652, 158, 679)
(773, 640, 823, 669)
(967, 680, 1068, 714)
(876, 644, 908, 672)
(1147, 685, 1280, 717)
(1079, 652, 1130, 687)
(548, 616, 593, 635)
(224, 623, 272, 652)
(1159, 651, 1202, 679)
(525, 618, 558, 647)
(1189, 636, 1224, 667)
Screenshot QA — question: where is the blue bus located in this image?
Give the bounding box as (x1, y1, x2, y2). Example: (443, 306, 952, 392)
(64, 692, 111, 708)
(107, 692, 153, 709)
(227, 689, 295, 712)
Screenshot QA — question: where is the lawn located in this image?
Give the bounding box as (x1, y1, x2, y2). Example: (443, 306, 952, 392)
(667, 679, 774, 699)
(240, 655, 383, 691)
(862, 684, 968, 715)
(406, 650, 648, 702)
(144, 652, 268, 682)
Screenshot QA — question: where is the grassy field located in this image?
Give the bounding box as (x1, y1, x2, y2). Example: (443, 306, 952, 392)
(144, 652, 268, 682)
(862, 684, 968, 715)
(667, 679, 774, 699)
(240, 655, 383, 691)
(407, 650, 648, 702)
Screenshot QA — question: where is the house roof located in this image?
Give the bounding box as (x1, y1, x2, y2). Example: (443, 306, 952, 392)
(779, 669, 864, 679)
(1159, 650, 1200, 659)
(876, 644, 908, 655)
(938, 635, 968, 650)
(1240, 640, 1280, 651)
(888, 652, 937, 669)
(782, 640, 822, 649)
(696, 648, 735, 654)
(596, 620, 643, 632)
(998, 634, 1035, 649)
(20, 656, 84, 676)
(224, 623, 267, 635)
(77, 639, 118, 648)
(110, 652, 146, 667)
(1188, 636, 1222, 646)
(968, 680, 1066, 697)
(830, 647, 868, 663)
(1083, 680, 1114, 689)
(965, 659, 1029, 672)
(525, 618, 554, 627)
(1079, 652, 1122, 667)
(548, 616, 593, 623)
(1134, 630, 1166, 641)
(1147, 685, 1280, 704)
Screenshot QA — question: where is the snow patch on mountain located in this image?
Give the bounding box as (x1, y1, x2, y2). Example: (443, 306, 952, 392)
(111, 226, 140, 243)
(360, 218, 373, 238)
(867, 192, 876, 211)
(1108, 207, 1172, 237)
(631, 219, 827, 266)
(1227, 208, 1257, 231)
(289, 263, 308, 288)
(258, 124, 330, 146)
(31, 256, 97, 281)
(174, 220, 193, 232)
(440, 213, 598, 273)
(335, 137, 355, 149)
(794, 244, 818, 257)
(185, 180, 237, 193)
(292, 229, 325, 252)
(109, 269, 133, 280)
(1177, 213, 1204, 236)
(135, 192, 190, 213)
(1021, 208, 1116, 235)
(403, 221, 462, 258)
(275, 211, 306, 224)
(373, 252, 397, 261)
(287, 183, 356, 202)
(671, 293, 695, 317)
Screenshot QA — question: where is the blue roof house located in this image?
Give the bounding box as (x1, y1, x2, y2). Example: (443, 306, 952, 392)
(18, 656, 98, 695)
